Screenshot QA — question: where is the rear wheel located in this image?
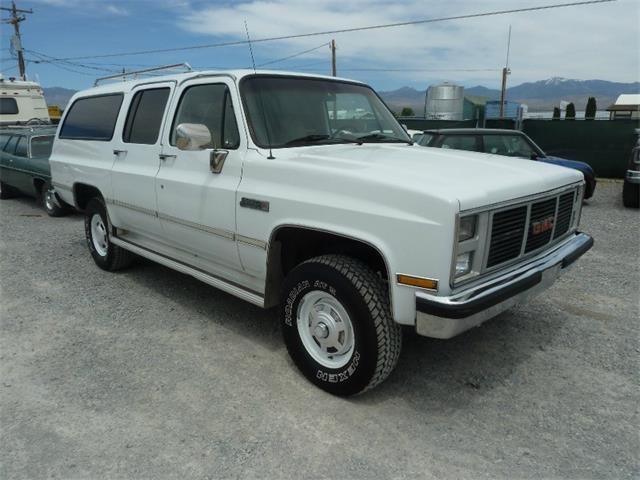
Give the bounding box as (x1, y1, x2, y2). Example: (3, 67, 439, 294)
(41, 184, 69, 217)
(281, 254, 401, 396)
(622, 181, 639, 208)
(84, 197, 134, 271)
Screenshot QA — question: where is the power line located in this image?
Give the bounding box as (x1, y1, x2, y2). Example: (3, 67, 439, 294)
(257, 42, 330, 67)
(37, 0, 615, 61)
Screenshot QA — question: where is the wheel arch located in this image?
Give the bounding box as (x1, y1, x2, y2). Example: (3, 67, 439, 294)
(263, 224, 394, 311)
(73, 182, 104, 211)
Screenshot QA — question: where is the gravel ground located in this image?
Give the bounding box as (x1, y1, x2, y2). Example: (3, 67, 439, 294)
(0, 181, 638, 479)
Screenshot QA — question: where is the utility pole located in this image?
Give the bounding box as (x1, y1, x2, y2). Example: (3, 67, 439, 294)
(330, 39, 336, 77)
(499, 25, 512, 118)
(1, 0, 33, 80)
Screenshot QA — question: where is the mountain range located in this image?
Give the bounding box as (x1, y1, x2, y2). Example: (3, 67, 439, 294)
(44, 78, 639, 113)
(378, 78, 639, 113)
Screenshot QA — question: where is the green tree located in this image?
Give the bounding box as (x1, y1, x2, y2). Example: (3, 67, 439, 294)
(565, 102, 576, 120)
(552, 107, 561, 120)
(400, 107, 415, 117)
(585, 97, 597, 120)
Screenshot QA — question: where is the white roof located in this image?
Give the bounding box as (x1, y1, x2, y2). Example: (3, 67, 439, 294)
(80, 69, 364, 97)
(615, 94, 640, 106)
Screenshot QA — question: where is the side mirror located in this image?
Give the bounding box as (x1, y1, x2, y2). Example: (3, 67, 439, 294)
(176, 123, 212, 151)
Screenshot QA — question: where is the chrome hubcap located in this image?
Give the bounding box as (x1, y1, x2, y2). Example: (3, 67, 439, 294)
(297, 291, 355, 369)
(90, 214, 109, 257)
(44, 188, 55, 211)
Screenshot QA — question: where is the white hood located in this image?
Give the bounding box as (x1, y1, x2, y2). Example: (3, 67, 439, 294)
(278, 143, 583, 211)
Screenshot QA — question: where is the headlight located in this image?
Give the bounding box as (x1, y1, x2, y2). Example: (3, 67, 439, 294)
(455, 252, 473, 277)
(458, 215, 477, 242)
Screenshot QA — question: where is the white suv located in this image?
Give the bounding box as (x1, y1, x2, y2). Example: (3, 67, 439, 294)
(50, 70, 593, 395)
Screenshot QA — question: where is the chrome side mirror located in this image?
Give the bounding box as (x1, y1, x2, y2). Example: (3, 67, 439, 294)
(176, 123, 212, 151)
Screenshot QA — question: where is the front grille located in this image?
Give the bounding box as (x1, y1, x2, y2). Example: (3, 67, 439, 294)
(525, 198, 557, 253)
(553, 191, 575, 239)
(486, 206, 527, 268)
(485, 187, 578, 270)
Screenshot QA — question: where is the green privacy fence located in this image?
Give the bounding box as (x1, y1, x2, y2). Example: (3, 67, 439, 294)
(399, 117, 639, 178)
(522, 120, 638, 178)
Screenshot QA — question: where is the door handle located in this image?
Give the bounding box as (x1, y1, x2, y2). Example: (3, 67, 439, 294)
(159, 154, 177, 161)
(113, 149, 127, 155)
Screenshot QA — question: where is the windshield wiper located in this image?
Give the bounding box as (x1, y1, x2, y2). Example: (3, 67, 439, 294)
(357, 133, 413, 145)
(284, 134, 363, 146)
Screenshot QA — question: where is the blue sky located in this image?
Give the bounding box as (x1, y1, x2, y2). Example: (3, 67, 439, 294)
(1, 0, 638, 91)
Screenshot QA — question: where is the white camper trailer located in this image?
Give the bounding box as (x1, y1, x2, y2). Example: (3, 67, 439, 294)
(0, 75, 50, 125)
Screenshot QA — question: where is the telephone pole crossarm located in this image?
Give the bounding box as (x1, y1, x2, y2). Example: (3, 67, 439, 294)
(1, 1, 34, 80)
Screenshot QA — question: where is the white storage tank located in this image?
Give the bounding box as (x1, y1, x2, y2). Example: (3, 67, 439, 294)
(424, 83, 464, 120)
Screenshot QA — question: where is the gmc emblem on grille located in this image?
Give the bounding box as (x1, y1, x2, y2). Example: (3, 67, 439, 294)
(531, 216, 554, 235)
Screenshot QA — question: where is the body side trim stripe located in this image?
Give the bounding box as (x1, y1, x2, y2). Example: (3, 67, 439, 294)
(105, 197, 266, 248)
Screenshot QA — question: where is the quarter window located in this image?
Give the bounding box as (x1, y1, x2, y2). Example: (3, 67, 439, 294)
(0, 98, 18, 115)
(171, 84, 240, 149)
(59, 93, 124, 141)
(0, 134, 11, 150)
(15, 136, 28, 157)
(30, 136, 54, 157)
(123, 88, 170, 145)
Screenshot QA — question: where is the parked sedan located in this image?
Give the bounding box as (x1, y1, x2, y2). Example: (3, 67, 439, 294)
(415, 128, 597, 199)
(0, 126, 70, 216)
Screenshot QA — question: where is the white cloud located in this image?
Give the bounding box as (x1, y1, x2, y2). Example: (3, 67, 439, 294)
(105, 4, 129, 16)
(178, 0, 640, 86)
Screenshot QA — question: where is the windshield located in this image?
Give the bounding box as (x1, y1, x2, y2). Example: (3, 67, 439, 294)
(30, 135, 54, 157)
(241, 76, 410, 148)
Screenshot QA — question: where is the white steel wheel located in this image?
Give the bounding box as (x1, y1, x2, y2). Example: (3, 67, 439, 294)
(90, 213, 109, 257)
(296, 291, 355, 369)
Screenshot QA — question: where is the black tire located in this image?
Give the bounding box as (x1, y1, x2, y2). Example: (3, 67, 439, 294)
(622, 181, 639, 208)
(84, 197, 134, 271)
(281, 254, 401, 396)
(0, 181, 17, 200)
(41, 183, 69, 217)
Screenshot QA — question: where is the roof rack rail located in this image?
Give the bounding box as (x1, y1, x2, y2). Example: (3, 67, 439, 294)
(94, 63, 193, 86)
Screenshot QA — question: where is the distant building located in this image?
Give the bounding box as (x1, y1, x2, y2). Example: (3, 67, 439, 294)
(463, 95, 488, 122)
(606, 94, 640, 119)
(484, 100, 526, 120)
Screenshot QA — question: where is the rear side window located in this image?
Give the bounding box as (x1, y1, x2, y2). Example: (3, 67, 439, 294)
(30, 136, 54, 157)
(123, 88, 170, 145)
(15, 136, 28, 157)
(171, 84, 240, 149)
(59, 93, 123, 141)
(3, 136, 18, 153)
(0, 98, 18, 115)
(0, 134, 11, 150)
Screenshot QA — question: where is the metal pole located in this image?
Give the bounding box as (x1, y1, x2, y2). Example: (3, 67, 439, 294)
(499, 25, 512, 118)
(1, 0, 33, 81)
(331, 39, 336, 77)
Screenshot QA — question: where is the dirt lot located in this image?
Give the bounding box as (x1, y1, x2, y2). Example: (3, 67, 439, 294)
(0, 181, 638, 479)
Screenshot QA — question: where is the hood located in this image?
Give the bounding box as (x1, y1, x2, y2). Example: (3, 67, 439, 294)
(277, 144, 583, 211)
(541, 155, 594, 175)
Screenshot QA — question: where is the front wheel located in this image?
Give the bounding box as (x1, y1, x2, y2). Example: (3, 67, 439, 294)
(622, 181, 639, 208)
(84, 197, 134, 271)
(281, 254, 401, 396)
(0, 181, 17, 200)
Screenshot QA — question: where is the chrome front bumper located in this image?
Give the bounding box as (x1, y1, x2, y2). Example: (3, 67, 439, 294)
(415, 232, 593, 339)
